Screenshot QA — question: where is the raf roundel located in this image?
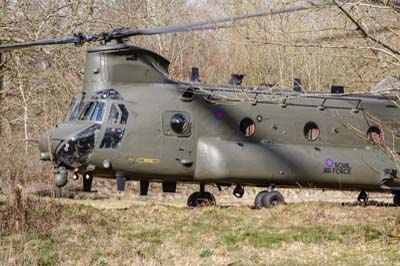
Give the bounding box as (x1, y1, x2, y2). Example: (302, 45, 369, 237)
(214, 108, 225, 121)
(325, 158, 334, 168)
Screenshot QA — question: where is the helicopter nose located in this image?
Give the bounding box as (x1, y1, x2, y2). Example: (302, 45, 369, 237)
(38, 122, 100, 162)
(38, 137, 51, 161)
(38, 131, 63, 161)
(56, 123, 101, 168)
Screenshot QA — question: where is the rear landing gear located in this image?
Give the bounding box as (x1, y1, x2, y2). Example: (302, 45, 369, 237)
(357, 190, 368, 204)
(254, 190, 285, 209)
(187, 184, 216, 207)
(393, 193, 400, 206)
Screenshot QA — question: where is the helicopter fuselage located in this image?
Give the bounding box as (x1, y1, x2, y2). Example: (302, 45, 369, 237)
(79, 82, 399, 192)
(38, 42, 400, 200)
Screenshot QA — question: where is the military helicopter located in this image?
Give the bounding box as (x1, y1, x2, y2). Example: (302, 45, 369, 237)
(1, 1, 399, 208)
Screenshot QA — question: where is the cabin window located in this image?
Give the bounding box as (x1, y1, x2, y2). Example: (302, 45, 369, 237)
(304, 122, 319, 141)
(170, 114, 189, 134)
(162, 111, 191, 137)
(100, 128, 125, 149)
(239, 118, 256, 137)
(367, 126, 381, 145)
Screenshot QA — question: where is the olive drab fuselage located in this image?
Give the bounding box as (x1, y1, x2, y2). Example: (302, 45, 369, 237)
(39, 42, 400, 193)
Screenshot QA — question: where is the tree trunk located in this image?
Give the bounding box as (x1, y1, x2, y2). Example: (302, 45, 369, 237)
(0, 52, 3, 138)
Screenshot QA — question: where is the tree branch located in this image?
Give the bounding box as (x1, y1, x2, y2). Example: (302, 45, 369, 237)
(332, 0, 400, 57)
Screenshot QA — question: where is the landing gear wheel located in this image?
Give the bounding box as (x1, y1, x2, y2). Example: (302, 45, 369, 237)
(254, 190, 268, 209)
(187, 192, 216, 207)
(393, 193, 400, 206)
(261, 191, 285, 208)
(357, 190, 368, 204)
(83, 174, 93, 192)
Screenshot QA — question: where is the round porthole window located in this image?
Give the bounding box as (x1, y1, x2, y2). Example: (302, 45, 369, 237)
(367, 126, 381, 145)
(240, 118, 256, 137)
(170, 114, 189, 134)
(304, 122, 319, 141)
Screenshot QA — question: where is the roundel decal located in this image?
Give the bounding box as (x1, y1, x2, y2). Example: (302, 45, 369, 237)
(325, 158, 334, 168)
(214, 108, 225, 121)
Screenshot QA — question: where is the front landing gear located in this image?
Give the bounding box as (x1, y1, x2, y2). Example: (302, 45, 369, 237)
(254, 190, 285, 209)
(83, 173, 93, 192)
(187, 184, 216, 207)
(54, 166, 68, 198)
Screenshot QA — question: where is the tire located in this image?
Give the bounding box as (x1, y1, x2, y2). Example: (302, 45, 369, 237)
(187, 192, 216, 207)
(394, 193, 400, 206)
(83, 174, 93, 192)
(254, 190, 268, 209)
(261, 191, 285, 208)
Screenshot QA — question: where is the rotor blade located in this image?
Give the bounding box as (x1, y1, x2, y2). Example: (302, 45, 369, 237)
(0, 36, 78, 50)
(0, 1, 340, 50)
(114, 3, 332, 38)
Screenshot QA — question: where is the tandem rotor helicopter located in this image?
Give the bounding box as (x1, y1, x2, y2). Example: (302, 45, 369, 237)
(1, 1, 399, 208)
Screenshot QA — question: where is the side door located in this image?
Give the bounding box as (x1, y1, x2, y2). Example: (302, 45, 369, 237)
(161, 110, 196, 177)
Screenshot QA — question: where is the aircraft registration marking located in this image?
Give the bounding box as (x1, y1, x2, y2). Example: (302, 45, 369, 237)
(136, 157, 160, 164)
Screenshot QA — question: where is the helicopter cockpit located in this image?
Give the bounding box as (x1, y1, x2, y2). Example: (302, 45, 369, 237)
(56, 123, 102, 167)
(40, 89, 128, 168)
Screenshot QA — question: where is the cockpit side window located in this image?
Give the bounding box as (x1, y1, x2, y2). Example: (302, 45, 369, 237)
(108, 104, 119, 124)
(107, 103, 129, 124)
(118, 104, 129, 124)
(100, 128, 125, 149)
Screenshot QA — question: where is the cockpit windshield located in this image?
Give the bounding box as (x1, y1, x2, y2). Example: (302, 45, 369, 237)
(67, 93, 84, 121)
(78, 101, 106, 122)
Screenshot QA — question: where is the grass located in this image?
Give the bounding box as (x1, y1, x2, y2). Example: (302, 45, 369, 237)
(0, 191, 400, 266)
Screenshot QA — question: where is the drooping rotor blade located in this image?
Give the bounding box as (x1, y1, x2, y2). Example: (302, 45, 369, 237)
(0, 1, 338, 51)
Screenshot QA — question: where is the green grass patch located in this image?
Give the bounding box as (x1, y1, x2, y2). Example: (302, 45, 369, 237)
(223, 225, 346, 248)
(200, 248, 214, 258)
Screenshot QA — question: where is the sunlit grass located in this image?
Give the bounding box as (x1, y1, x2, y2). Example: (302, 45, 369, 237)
(0, 192, 399, 266)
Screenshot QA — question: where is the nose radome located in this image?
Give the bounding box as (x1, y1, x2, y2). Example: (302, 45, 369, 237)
(38, 132, 63, 161)
(38, 121, 98, 161)
(38, 133, 51, 160)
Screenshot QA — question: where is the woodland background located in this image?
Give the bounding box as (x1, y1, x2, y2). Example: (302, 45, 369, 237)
(0, 0, 400, 193)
